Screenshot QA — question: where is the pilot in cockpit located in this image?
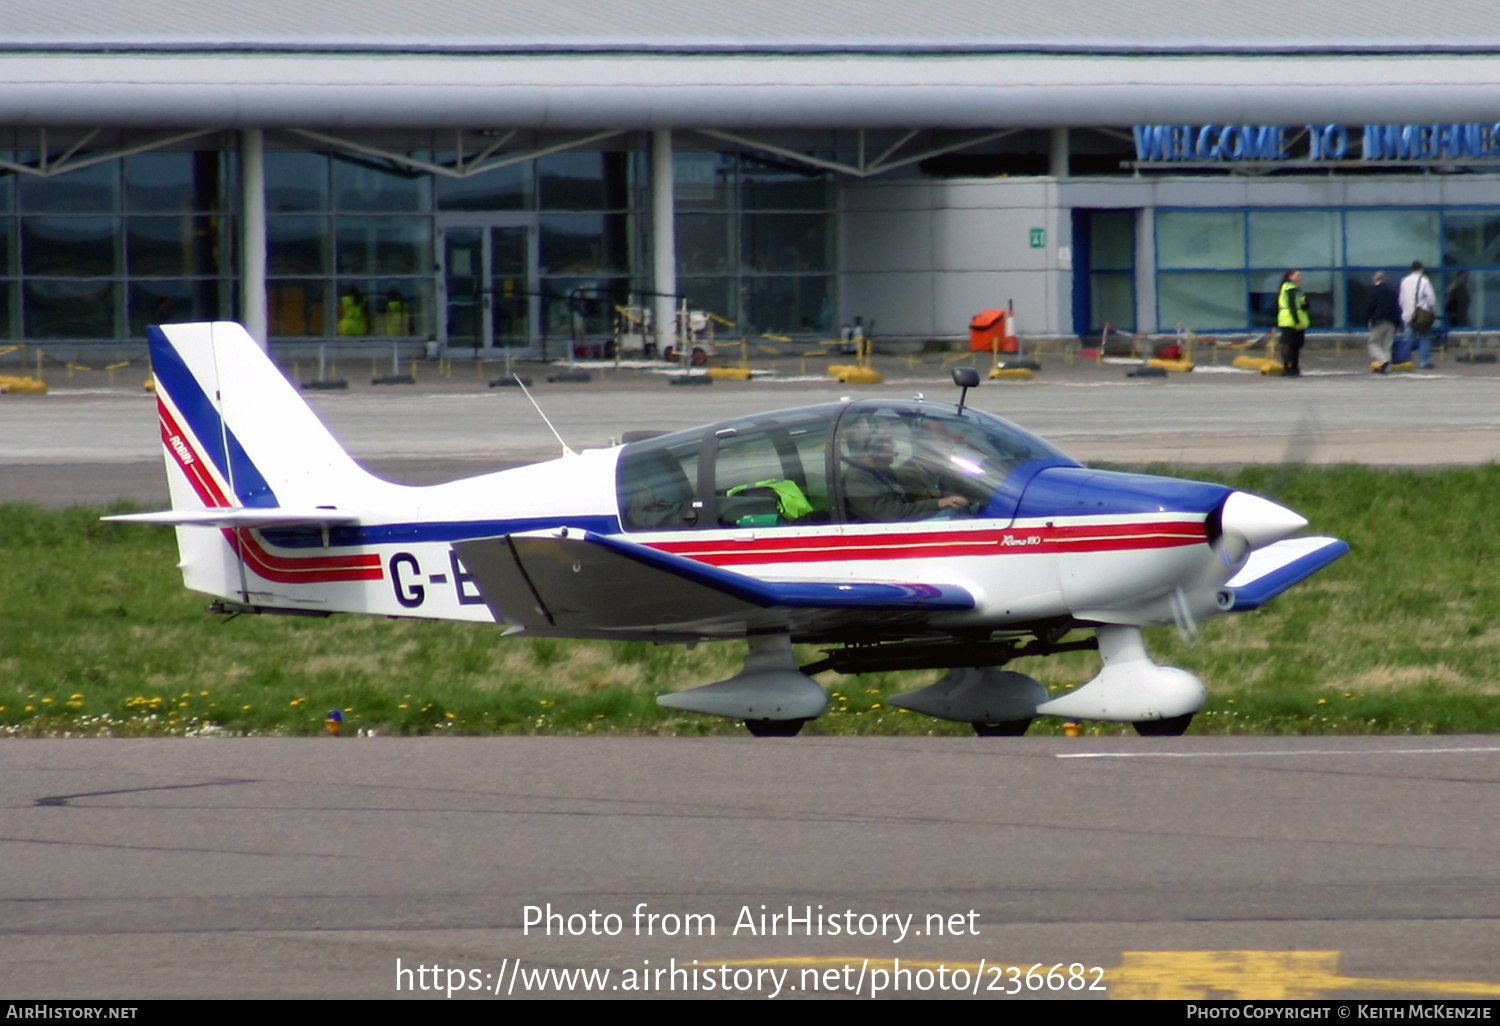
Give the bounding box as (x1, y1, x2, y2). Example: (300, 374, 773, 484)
(842, 418, 972, 523)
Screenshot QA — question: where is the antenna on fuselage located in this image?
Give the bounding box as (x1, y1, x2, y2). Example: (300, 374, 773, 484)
(512, 375, 577, 458)
(952, 367, 980, 413)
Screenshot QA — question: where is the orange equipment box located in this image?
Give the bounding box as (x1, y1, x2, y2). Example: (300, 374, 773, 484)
(969, 309, 1018, 353)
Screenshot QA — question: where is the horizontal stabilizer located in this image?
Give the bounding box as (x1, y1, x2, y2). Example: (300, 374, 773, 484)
(1223, 535, 1348, 611)
(452, 528, 973, 638)
(103, 507, 361, 529)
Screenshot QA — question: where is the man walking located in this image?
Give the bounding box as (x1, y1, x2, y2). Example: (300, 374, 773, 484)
(1277, 269, 1310, 377)
(1400, 261, 1438, 369)
(1366, 270, 1399, 373)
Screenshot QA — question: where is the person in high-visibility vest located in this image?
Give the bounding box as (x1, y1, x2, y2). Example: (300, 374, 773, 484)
(337, 285, 369, 337)
(1277, 269, 1311, 378)
(383, 287, 409, 336)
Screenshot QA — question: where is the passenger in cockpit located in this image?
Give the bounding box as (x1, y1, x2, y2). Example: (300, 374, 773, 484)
(842, 420, 971, 523)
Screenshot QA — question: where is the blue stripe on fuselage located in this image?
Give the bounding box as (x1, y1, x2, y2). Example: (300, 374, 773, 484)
(147, 324, 280, 508)
(259, 515, 624, 549)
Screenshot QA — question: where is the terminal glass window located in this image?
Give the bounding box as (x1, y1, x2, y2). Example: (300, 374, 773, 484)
(1249, 210, 1340, 269)
(268, 151, 435, 339)
(1155, 206, 1500, 331)
(3, 142, 232, 340)
(669, 150, 834, 335)
(1157, 211, 1244, 269)
(1346, 210, 1439, 267)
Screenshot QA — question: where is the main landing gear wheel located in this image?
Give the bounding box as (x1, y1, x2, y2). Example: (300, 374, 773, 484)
(973, 719, 1032, 737)
(744, 718, 808, 738)
(1132, 713, 1195, 737)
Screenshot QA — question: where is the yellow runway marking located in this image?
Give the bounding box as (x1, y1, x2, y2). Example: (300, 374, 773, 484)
(717, 951, 1500, 999)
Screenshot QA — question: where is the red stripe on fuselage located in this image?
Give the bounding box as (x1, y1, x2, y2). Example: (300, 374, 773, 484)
(156, 397, 383, 583)
(647, 521, 1207, 567)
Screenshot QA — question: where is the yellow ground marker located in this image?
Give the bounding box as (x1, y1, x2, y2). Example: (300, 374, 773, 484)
(0, 375, 47, 394)
(1233, 355, 1285, 375)
(1110, 950, 1500, 1000)
(718, 951, 1500, 1000)
(826, 364, 882, 384)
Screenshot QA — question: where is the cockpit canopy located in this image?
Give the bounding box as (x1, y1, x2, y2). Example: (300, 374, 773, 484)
(615, 399, 1077, 531)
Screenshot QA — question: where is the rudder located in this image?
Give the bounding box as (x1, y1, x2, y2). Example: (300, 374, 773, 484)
(148, 322, 380, 511)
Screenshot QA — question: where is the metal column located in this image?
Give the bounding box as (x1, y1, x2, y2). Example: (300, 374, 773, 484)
(1049, 127, 1070, 179)
(241, 129, 268, 351)
(651, 129, 677, 353)
(1135, 207, 1157, 335)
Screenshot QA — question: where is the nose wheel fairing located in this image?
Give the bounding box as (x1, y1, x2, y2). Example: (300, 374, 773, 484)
(1035, 625, 1206, 724)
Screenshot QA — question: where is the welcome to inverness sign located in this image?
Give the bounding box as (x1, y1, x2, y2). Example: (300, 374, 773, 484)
(1133, 123, 1500, 163)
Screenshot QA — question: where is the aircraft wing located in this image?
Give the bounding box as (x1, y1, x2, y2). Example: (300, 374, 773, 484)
(103, 507, 361, 528)
(1222, 535, 1349, 611)
(451, 529, 974, 640)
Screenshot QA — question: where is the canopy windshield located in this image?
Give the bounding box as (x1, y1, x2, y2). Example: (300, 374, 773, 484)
(615, 400, 1076, 531)
(833, 403, 1074, 523)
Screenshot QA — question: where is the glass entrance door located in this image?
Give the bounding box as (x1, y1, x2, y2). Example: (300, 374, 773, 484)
(439, 219, 537, 352)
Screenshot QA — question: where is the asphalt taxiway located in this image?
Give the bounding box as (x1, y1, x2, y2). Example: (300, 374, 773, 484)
(2, 737, 1498, 999)
(5, 348, 1500, 507)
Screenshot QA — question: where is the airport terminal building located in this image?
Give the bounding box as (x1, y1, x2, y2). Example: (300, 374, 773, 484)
(4, 1, 1500, 354)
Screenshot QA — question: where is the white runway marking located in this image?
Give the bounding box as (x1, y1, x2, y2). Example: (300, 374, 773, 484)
(1056, 745, 1500, 759)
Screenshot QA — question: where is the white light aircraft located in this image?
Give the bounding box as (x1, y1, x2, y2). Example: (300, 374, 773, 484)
(109, 322, 1347, 736)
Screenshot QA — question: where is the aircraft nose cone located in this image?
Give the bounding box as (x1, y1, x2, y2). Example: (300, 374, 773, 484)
(1219, 491, 1308, 550)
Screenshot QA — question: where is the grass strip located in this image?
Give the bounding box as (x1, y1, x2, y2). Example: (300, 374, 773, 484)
(2, 463, 1498, 736)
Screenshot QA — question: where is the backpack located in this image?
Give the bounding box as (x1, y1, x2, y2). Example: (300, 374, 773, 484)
(1410, 277, 1436, 333)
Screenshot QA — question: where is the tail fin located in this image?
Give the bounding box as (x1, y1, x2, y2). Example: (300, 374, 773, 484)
(147, 321, 378, 510)
(125, 322, 392, 607)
